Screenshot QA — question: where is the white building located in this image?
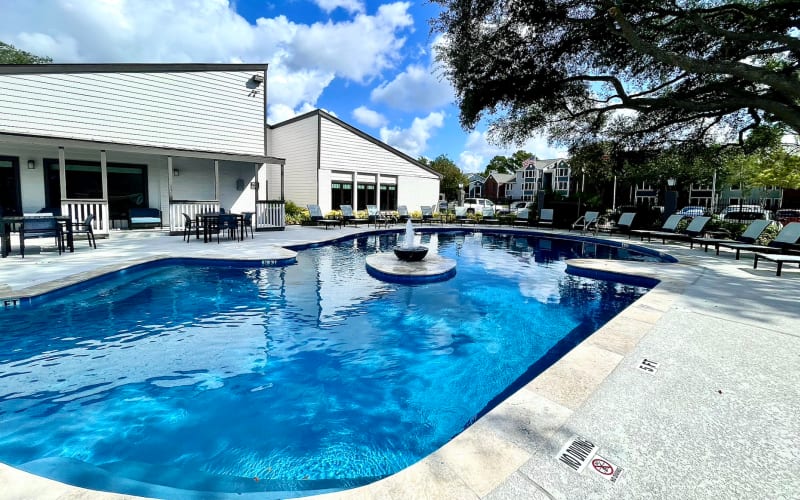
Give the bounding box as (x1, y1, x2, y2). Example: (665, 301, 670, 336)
(0, 63, 440, 235)
(267, 110, 440, 213)
(505, 157, 571, 201)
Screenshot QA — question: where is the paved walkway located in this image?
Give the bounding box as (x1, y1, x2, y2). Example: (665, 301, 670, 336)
(0, 225, 798, 499)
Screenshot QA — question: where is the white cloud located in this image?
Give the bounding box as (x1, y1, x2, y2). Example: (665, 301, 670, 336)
(370, 64, 452, 111)
(313, 0, 365, 14)
(284, 2, 413, 82)
(456, 130, 567, 173)
(371, 34, 453, 112)
(380, 112, 445, 158)
(0, 0, 414, 118)
(352, 106, 388, 128)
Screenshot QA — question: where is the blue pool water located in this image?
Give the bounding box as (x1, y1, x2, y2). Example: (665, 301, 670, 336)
(0, 232, 659, 498)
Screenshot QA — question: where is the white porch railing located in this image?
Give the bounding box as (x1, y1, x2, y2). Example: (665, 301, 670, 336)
(256, 201, 285, 229)
(169, 201, 220, 232)
(61, 199, 109, 235)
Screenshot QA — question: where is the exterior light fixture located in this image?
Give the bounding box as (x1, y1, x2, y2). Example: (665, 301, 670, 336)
(250, 74, 264, 86)
(667, 177, 676, 187)
(27, 160, 35, 169)
(173, 168, 180, 177)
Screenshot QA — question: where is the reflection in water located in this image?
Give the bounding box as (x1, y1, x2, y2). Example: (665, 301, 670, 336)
(0, 232, 652, 497)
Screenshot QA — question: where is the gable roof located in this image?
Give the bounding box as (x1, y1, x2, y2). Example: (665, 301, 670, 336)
(270, 109, 441, 179)
(487, 172, 515, 184)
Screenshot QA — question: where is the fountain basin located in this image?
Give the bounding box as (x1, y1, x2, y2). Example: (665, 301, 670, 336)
(366, 253, 456, 284)
(393, 246, 428, 262)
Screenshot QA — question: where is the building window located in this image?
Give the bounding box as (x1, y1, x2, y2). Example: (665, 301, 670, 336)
(44, 158, 148, 219)
(357, 183, 376, 210)
(379, 184, 397, 210)
(331, 182, 353, 210)
(0, 156, 22, 216)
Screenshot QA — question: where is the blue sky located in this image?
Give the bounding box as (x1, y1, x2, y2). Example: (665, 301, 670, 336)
(0, 0, 566, 172)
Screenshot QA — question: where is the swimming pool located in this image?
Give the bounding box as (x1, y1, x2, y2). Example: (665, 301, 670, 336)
(0, 231, 661, 498)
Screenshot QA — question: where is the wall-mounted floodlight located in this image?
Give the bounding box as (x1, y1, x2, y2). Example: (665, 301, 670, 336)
(250, 74, 264, 86)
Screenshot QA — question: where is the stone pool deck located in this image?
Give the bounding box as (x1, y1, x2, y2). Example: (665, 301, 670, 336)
(0, 224, 798, 499)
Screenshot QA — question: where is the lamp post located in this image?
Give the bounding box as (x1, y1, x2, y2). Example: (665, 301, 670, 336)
(458, 183, 464, 206)
(665, 177, 678, 218)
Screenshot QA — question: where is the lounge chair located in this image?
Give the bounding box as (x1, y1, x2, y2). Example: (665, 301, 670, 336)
(512, 208, 530, 227)
(307, 204, 342, 229)
(721, 222, 800, 260)
(650, 216, 712, 244)
(367, 205, 391, 228)
(630, 214, 685, 241)
(571, 211, 600, 232)
(340, 205, 368, 227)
(601, 212, 636, 236)
(480, 207, 499, 225)
(454, 206, 476, 225)
(420, 206, 434, 224)
(753, 253, 800, 276)
(691, 219, 771, 254)
(19, 216, 63, 258)
(397, 205, 411, 223)
(536, 208, 554, 228)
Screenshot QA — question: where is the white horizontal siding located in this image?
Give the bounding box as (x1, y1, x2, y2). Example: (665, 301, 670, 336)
(0, 70, 264, 155)
(319, 117, 438, 180)
(318, 115, 439, 210)
(268, 115, 319, 206)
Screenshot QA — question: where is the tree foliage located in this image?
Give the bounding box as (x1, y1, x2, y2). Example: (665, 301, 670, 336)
(432, 1, 800, 148)
(419, 154, 468, 200)
(0, 41, 52, 64)
(481, 150, 533, 176)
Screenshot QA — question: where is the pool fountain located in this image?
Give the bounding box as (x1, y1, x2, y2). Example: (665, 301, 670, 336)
(393, 220, 429, 261)
(365, 219, 456, 283)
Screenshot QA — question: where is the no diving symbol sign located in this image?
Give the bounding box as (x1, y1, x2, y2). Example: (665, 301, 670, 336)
(590, 455, 622, 483)
(592, 458, 614, 475)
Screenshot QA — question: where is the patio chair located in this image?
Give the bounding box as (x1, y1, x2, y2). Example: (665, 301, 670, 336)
(721, 222, 800, 260)
(650, 216, 712, 244)
(691, 219, 771, 255)
(571, 211, 600, 232)
(307, 204, 342, 230)
(340, 205, 368, 227)
(219, 213, 239, 241)
(536, 208, 554, 228)
(182, 213, 194, 242)
(630, 214, 685, 241)
(367, 205, 390, 228)
(70, 213, 97, 249)
(420, 206, 434, 224)
(454, 206, 476, 225)
(480, 207, 499, 225)
(19, 216, 63, 258)
(241, 212, 255, 239)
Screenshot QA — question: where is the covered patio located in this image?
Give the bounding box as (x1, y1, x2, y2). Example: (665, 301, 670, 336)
(0, 133, 287, 236)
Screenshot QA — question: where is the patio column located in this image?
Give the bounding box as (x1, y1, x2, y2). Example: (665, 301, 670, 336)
(376, 173, 381, 210)
(280, 162, 285, 201)
(214, 160, 220, 202)
(58, 147, 66, 201)
(167, 156, 174, 202)
(351, 171, 357, 209)
(100, 150, 108, 204)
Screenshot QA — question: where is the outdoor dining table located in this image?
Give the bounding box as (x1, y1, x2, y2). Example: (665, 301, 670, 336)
(195, 212, 245, 243)
(0, 215, 74, 258)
